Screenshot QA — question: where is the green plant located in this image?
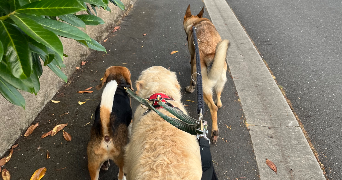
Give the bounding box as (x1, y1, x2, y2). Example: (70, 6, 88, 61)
(0, 0, 124, 108)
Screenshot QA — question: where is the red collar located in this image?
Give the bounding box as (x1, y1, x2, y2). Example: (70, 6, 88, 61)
(148, 93, 173, 108)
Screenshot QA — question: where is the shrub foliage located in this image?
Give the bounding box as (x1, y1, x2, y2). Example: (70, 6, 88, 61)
(0, 0, 124, 108)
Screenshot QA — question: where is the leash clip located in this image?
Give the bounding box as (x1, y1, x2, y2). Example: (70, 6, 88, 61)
(196, 109, 210, 143)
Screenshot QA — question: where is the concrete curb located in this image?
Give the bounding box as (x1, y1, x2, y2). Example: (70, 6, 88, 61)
(203, 0, 326, 179)
(0, 1, 135, 157)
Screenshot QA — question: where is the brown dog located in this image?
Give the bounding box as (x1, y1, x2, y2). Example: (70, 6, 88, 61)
(87, 66, 133, 180)
(124, 66, 202, 180)
(183, 5, 229, 143)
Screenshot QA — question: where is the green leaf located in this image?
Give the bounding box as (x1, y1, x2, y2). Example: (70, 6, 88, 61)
(86, 4, 93, 15)
(0, 2, 11, 15)
(10, 12, 64, 60)
(0, 21, 31, 79)
(43, 54, 54, 66)
(30, 56, 40, 94)
(81, 0, 106, 8)
(0, 41, 3, 63)
(46, 48, 65, 68)
(47, 60, 67, 82)
(76, 15, 104, 25)
(18, 0, 30, 7)
(110, 0, 125, 10)
(17, 0, 86, 16)
(27, 15, 91, 40)
(29, 43, 48, 57)
(77, 38, 106, 52)
(0, 62, 35, 93)
(0, 75, 25, 108)
(90, 4, 97, 16)
(105, 5, 111, 12)
(32, 53, 43, 77)
(9, 0, 21, 11)
(58, 14, 86, 28)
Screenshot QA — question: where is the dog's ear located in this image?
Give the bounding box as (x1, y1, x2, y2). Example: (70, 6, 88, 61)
(96, 74, 108, 90)
(135, 80, 144, 94)
(197, 6, 204, 18)
(185, 4, 192, 18)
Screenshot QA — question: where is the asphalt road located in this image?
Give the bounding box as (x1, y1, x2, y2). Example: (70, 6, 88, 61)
(225, 0, 342, 179)
(1, 0, 260, 179)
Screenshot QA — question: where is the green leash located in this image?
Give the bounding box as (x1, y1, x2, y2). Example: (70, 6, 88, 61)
(125, 88, 206, 135)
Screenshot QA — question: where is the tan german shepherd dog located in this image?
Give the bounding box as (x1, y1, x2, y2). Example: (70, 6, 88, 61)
(183, 5, 229, 143)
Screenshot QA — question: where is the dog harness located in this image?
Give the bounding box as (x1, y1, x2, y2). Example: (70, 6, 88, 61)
(143, 93, 175, 115)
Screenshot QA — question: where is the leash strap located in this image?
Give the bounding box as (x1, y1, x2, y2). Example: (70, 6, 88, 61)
(192, 27, 205, 115)
(125, 88, 201, 135)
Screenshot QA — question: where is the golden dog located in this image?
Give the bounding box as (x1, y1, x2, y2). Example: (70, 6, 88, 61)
(124, 66, 202, 180)
(183, 5, 229, 143)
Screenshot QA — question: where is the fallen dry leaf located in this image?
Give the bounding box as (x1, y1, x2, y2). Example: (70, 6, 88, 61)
(77, 90, 93, 94)
(11, 144, 18, 149)
(2, 169, 10, 180)
(0, 148, 13, 166)
(170, 51, 178, 55)
(24, 123, 39, 137)
(85, 87, 92, 91)
(51, 124, 68, 136)
(75, 67, 80, 70)
(122, 63, 127, 64)
(46, 150, 50, 159)
(41, 131, 52, 139)
(266, 158, 277, 174)
(78, 101, 86, 105)
(51, 100, 60, 103)
(30, 167, 46, 180)
(81, 61, 86, 66)
(113, 26, 120, 32)
(63, 131, 72, 142)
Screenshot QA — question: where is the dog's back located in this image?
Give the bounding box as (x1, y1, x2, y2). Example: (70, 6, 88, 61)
(88, 66, 133, 180)
(124, 66, 202, 180)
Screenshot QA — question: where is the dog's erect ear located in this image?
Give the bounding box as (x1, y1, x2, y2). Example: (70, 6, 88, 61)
(135, 80, 144, 94)
(197, 6, 204, 18)
(185, 4, 192, 18)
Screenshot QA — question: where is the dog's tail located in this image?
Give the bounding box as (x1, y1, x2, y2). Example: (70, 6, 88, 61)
(208, 39, 229, 81)
(100, 80, 118, 138)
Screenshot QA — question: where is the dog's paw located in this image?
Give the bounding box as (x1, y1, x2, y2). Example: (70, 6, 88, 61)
(210, 130, 219, 144)
(100, 160, 110, 171)
(185, 86, 195, 93)
(216, 100, 222, 108)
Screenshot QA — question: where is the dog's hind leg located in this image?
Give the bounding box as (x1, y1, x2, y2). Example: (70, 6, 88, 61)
(215, 62, 228, 108)
(116, 158, 126, 180)
(186, 53, 196, 93)
(203, 92, 219, 144)
(88, 159, 101, 180)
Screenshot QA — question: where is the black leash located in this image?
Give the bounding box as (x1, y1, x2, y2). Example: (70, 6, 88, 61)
(192, 27, 205, 116)
(192, 26, 218, 180)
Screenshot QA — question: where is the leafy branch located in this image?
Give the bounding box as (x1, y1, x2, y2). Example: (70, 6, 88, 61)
(0, 0, 124, 109)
